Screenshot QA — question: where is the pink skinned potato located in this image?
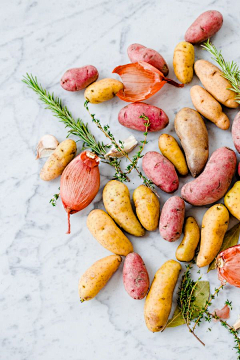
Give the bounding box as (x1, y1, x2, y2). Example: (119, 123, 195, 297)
(159, 196, 185, 242)
(181, 147, 237, 206)
(60, 65, 99, 91)
(118, 102, 169, 132)
(142, 151, 179, 193)
(123, 253, 149, 300)
(127, 43, 169, 76)
(239, 163, 240, 177)
(232, 112, 240, 153)
(185, 10, 223, 44)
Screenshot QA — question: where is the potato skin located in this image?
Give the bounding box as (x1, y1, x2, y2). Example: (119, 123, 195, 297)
(181, 147, 237, 206)
(185, 10, 223, 44)
(224, 181, 240, 221)
(174, 108, 209, 177)
(60, 65, 98, 91)
(194, 60, 238, 108)
(176, 217, 200, 262)
(84, 78, 123, 104)
(159, 196, 185, 242)
(197, 204, 229, 268)
(123, 253, 149, 300)
(40, 139, 77, 181)
(173, 41, 194, 84)
(158, 134, 188, 176)
(103, 180, 145, 237)
(232, 112, 240, 153)
(142, 151, 179, 193)
(118, 102, 169, 132)
(78, 255, 122, 301)
(191, 85, 230, 130)
(144, 260, 181, 332)
(133, 185, 160, 231)
(87, 210, 133, 256)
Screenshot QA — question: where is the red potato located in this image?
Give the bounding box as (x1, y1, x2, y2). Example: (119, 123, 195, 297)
(232, 112, 240, 153)
(159, 196, 185, 242)
(60, 65, 99, 91)
(123, 253, 149, 300)
(185, 10, 223, 44)
(127, 43, 169, 76)
(181, 147, 237, 206)
(118, 102, 169, 132)
(142, 151, 179, 193)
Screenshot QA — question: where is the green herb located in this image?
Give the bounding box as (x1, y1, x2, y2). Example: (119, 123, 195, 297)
(50, 192, 60, 206)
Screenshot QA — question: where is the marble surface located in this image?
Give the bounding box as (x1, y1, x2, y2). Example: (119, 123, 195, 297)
(1, 0, 240, 359)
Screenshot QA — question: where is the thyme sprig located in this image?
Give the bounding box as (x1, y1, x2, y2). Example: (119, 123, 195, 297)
(49, 192, 60, 206)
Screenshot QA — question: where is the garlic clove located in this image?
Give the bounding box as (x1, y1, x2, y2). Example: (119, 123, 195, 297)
(36, 134, 59, 159)
(233, 317, 240, 330)
(104, 135, 138, 158)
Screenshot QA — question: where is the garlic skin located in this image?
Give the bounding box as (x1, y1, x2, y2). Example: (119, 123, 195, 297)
(104, 135, 138, 158)
(233, 317, 240, 330)
(36, 134, 59, 159)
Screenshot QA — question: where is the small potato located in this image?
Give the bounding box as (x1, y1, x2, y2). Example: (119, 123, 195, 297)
(144, 260, 181, 332)
(87, 210, 133, 256)
(197, 204, 229, 268)
(103, 180, 145, 237)
(60, 65, 98, 91)
(78, 255, 122, 301)
(173, 41, 194, 84)
(176, 217, 200, 262)
(40, 139, 77, 181)
(159, 196, 185, 242)
(194, 60, 238, 108)
(158, 134, 188, 176)
(133, 185, 160, 231)
(84, 78, 123, 104)
(191, 85, 230, 130)
(224, 181, 240, 221)
(123, 253, 149, 300)
(232, 112, 240, 153)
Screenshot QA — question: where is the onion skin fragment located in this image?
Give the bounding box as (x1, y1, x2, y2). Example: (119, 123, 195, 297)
(217, 244, 240, 288)
(212, 304, 230, 321)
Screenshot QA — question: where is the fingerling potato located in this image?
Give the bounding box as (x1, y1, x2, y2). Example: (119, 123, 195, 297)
(224, 181, 240, 220)
(84, 78, 123, 104)
(176, 217, 200, 262)
(60, 65, 98, 91)
(173, 41, 194, 84)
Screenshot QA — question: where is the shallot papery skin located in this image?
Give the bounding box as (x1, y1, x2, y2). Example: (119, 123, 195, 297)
(217, 244, 240, 288)
(212, 304, 230, 321)
(60, 151, 100, 234)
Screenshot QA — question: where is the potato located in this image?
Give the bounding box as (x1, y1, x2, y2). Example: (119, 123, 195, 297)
(224, 181, 240, 221)
(60, 65, 98, 91)
(174, 108, 209, 177)
(142, 151, 179, 193)
(181, 147, 237, 206)
(176, 217, 200, 262)
(103, 180, 145, 237)
(40, 139, 77, 181)
(144, 260, 181, 332)
(185, 10, 223, 44)
(173, 41, 194, 84)
(232, 112, 240, 153)
(194, 60, 238, 108)
(197, 204, 229, 268)
(87, 210, 133, 256)
(123, 252, 149, 300)
(118, 102, 169, 132)
(127, 43, 169, 76)
(78, 255, 122, 301)
(84, 78, 123, 104)
(190, 85, 230, 130)
(158, 134, 188, 176)
(133, 185, 160, 231)
(159, 196, 185, 242)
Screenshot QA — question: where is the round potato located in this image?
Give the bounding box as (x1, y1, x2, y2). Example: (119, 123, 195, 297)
(84, 78, 123, 104)
(176, 217, 200, 262)
(173, 41, 194, 84)
(224, 181, 240, 221)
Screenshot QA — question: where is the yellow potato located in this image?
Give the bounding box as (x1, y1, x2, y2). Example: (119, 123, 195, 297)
(197, 204, 229, 268)
(78, 255, 122, 301)
(176, 217, 200, 262)
(190, 85, 230, 130)
(40, 139, 77, 181)
(84, 78, 123, 104)
(132, 185, 160, 231)
(87, 210, 133, 256)
(144, 260, 181, 332)
(158, 134, 188, 176)
(103, 180, 145, 237)
(224, 181, 240, 220)
(173, 41, 194, 84)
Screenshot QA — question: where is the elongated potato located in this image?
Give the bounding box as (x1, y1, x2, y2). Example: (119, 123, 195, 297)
(224, 181, 240, 220)
(40, 139, 77, 181)
(176, 217, 200, 262)
(144, 260, 181, 332)
(87, 210, 133, 256)
(103, 180, 145, 237)
(174, 108, 209, 177)
(173, 41, 194, 84)
(78, 255, 122, 301)
(84, 78, 123, 104)
(232, 112, 240, 153)
(197, 204, 229, 268)
(60, 65, 99, 91)
(133, 185, 160, 231)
